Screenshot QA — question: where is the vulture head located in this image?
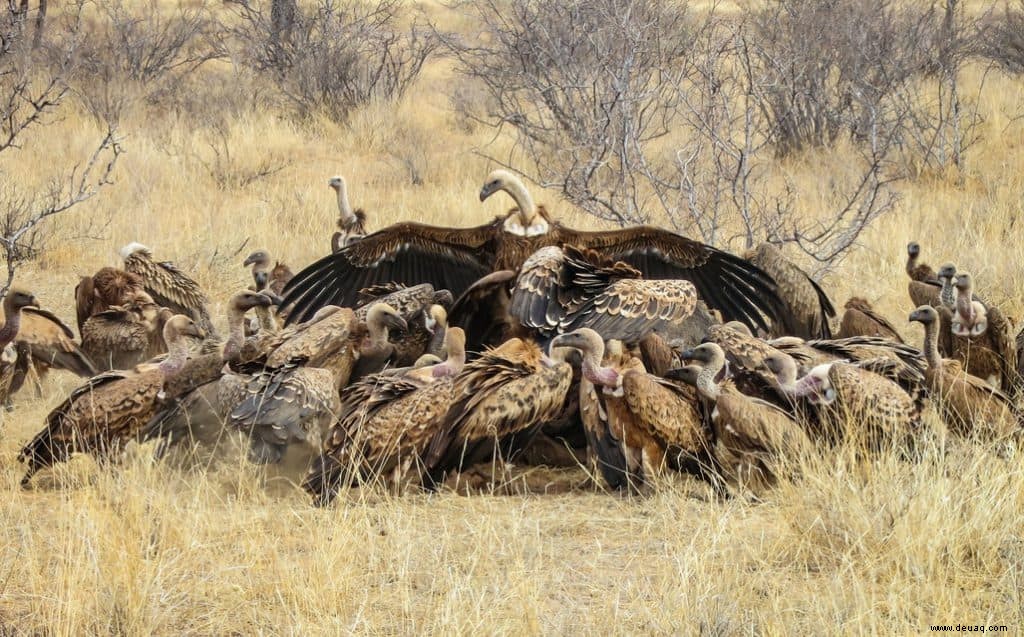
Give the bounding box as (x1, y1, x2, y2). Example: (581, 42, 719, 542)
(365, 303, 408, 336)
(231, 290, 275, 312)
(551, 328, 619, 387)
(763, 352, 799, 388)
(163, 314, 206, 343)
(414, 354, 443, 367)
(244, 249, 273, 289)
(938, 263, 957, 282)
(790, 363, 837, 405)
(328, 175, 345, 192)
(5, 287, 38, 312)
(906, 242, 921, 259)
(479, 169, 548, 237)
(424, 304, 447, 333)
(908, 305, 938, 326)
(663, 364, 703, 386)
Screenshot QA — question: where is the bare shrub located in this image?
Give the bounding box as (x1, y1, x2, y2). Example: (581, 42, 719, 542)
(0, 3, 121, 297)
(444, 0, 901, 273)
(980, 1, 1024, 74)
(227, 0, 437, 122)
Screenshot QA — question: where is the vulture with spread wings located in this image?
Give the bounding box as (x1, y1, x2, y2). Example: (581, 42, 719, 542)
(281, 171, 793, 334)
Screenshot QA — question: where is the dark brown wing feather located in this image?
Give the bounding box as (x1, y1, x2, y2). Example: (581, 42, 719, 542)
(124, 252, 213, 334)
(448, 270, 518, 353)
(282, 222, 497, 324)
(837, 297, 904, 343)
(18, 308, 97, 377)
(560, 226, 782, 333)
(745, 243, 835, 339)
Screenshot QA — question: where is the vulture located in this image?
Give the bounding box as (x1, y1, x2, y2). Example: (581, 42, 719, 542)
(674, 343, 813, 496)
(948, 273, 1018, 396)
(743, 242, 835, 339)
(18, 315, 205, 486)
(553, 329, 715, 491)
(281, 170, 788, 335)
(303, 327, 468, 504)
(773, 358, 924, 451)
(697, 322, 804, 403)
(229, 303, 407, 464)
(905, 242, 936, 282)
(4, 294, 96, 395)
(909, 305, 1019, 441)
(81, 292, 173, 371)
(424, 336, 573, 486)
(74, 266, 146, 336)
(768, 335, 926, 387)
(836, 297, 904, 342)
(120, 243, 216, 338)
(141, 291, 278, 456)
(0, 289, 39, 406)
(244, 249, 293, 296)
(329, 175, 368, 252)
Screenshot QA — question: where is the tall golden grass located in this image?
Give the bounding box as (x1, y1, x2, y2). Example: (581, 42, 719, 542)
(2, 2, 1024, 633)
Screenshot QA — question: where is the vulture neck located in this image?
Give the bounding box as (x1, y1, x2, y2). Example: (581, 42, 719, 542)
(580, 345, 619, 388)
(956, 288, 975, 324)
(939, 278, 956, 309)
(255, 305, 276, 333)
(695, 360, 722, 401)
(434, 340, 466, 377)
(159, 334, 191, 376)
(366, 316, 391, 349)
(921, 319, 943, 370)
(0, 299, 22, 348)
(500, 180, 548, 237)
(223, 305, 249, 361)
(905, 253, 919, 278)
(428, 322, 447, 357)
(335, 180, 357, 229)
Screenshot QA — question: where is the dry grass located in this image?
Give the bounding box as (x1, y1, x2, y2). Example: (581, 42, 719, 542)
(2, 2, 1024, 634)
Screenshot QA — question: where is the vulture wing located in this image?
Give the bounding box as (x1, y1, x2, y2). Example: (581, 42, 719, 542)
(19, 308, 97, 377)
(561, 226, 782, 333)
(282, 221, 497, 324)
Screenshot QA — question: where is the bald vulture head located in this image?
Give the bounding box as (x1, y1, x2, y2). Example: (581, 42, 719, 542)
(244, 249, 273, 290)
(163, 314, 205, 344)
(4, 287, 38, 312)
(908, 305, 939, 326)
(479, 169, 548, 237)
(938, 263, 957, 281)
(763, 352, 799, 387)
(231, 289, 276, 312)
(425, 304, 447, 332)
(551, 328, 606, 361)
(907, 242, 921, 259)
(954, 272, 973, 293)
(365, 303, 408, 337)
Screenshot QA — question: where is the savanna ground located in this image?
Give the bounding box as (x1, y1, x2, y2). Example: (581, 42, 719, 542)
(2, 0, 1024, 633)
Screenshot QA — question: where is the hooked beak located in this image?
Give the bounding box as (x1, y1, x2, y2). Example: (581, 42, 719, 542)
(259, 291, 283, 306)
(253, 271, 269, 289)
(187, 325, 206, 340)
(478, 184, 494, 202)
(26, 296, 39, 309)
(384, 314, 408, 333)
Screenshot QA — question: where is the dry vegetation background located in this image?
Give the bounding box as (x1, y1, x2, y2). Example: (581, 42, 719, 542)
(2, 0, 1024, 633)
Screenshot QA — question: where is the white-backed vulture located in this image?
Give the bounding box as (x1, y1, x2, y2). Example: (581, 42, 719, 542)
(909, 305, 1019, 441)
(74, 266, 146, 336)
(938, 272, 1019, 395)
(141, 291, 278, 456)
(329, 175, 368, 252)
(743, 242, 834, 339)
(244, 249, 293, 296)
(906, 242, 936, 282)
(837, 297, 904, 342)
(120, 242, 216, 338)
(81, 292, 173, 371)
(0, 289, 39, 406)
(424, 336, 573, 485)
(768, 335, 927, 392)
(18, 315, 205, 486)
(554, 329, 715, 491)
(303, 328, 468, 504)
(281, 170, 788, 335)
(675, 343, 813, 496)
(779, 359, 924, 451)
(230, 304, 407, 464)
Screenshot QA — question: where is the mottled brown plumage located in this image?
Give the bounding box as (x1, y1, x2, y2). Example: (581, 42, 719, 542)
(74, 267, 146, 336)
(837, 297, 904, 342)
(744, 242, 834, 339)
(81, 293, 172, 371)
(678, 343, 813, 496)
(121, 243, 216, 337)
(769, 335, 926, 387)
(0, 289, 39, 405)
(304, 328, 468, 504)
(425, 336, 573, 484)
(18, 315, 205, 485)
(948, 273, 1018, 396)
(910, 305, 1018, 441)
(785, 359, 924, 450)
(282, 171, 784, 335)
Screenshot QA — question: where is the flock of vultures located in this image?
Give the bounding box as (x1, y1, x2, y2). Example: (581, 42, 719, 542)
(1, 170, 1018, 503)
